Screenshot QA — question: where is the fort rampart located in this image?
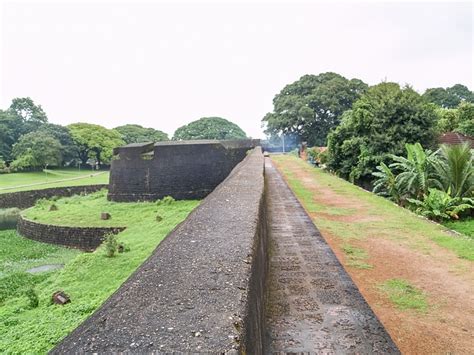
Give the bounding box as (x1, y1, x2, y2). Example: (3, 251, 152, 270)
(52, 147, 268, 353)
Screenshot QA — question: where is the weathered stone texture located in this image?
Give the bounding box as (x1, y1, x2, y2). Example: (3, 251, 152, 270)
(51, 147, 267, 353)
(17, 215, 125, 251)
(107, 139, 259, 202)
(0, 185, 107, 209)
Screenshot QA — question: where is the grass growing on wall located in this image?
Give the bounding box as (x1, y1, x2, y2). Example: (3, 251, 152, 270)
(0, 168, 109, 194)
(0, 191, 199, 353)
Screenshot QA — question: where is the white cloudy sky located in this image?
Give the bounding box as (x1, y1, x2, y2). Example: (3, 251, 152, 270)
(0, 0, 472, 138)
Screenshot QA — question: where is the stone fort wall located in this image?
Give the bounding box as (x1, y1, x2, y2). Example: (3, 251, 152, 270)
(52, 147, 268, 353)
(107, 139, 259, 202)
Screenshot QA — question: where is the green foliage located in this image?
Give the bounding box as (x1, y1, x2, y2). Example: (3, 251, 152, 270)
(432, 143, 473, 198)
(443, 218, 474, 238)
(379, 278, 428, 312)
(0, 208, 20, 230)
(24, 288, 39, 308)
(156, 195, 175, 206)
(390, 143, 442, 200)
(273, 154, 474, 260)
(173, 117, 247, 140)
(318, 150, 328, 165)
(327, 83, 438, 183)
(68, 123, 125, 166)
(115, 124, 168, 144)
(0, 169, 109, 194)
(372, 162, 400, 203)
(37, 123, 78, 165)
(407, 188, 474, 221)
(262, 72, 368, 146)
(456, 102, 474, 136)
(423, 84, 474, 109)
(104, 233, 118, 257)
(1, 194, 198, 352)
(0, 109, 23, 162)
(11, 131, 63, 170)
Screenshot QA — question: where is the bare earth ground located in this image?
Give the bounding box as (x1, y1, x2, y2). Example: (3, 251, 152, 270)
(272, 156, 474, 355)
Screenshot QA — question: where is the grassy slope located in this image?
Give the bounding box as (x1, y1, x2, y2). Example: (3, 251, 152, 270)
(0, 191, 199, 353)
(0, 169, 109, 194)
(443, 218, 474, 238)
(272, 155, 474, 261)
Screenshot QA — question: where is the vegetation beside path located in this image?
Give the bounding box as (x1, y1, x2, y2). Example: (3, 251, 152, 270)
(0, 168, 109, 194)
(272, 155, 474, 354)
(0, 190, 198, 353)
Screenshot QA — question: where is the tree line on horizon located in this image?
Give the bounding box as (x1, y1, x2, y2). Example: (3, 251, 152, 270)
(0, 98, 248, 171)
(262, 72, 474, 185)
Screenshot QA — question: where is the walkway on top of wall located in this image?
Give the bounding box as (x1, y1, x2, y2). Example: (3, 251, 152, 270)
(264, 158, 399, 353)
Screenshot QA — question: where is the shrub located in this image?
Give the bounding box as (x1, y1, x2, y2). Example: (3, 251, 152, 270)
(104, 233, 118, 257)
(318, 150, 328, 165)
(25, 288, 39, 308)
(407, 188, 474, 222)
(0, 208, 21, 230)
(156, 196, 175, 206)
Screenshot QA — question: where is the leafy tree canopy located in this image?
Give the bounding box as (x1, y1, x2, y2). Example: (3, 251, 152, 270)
(115, 124, 168, 144)
(436, 102, 474, 136)
(37, 123, 78, 165)
(262, 72, 368, 146)
(8, 97, 48, 134)
(11, 131, 62, 170)
(327, 82, 438, 183)
(173, 117, 247, 140)
(68, 123, 124, 166)
(423, 84, 474, 108)
(0, 110, 22, 161)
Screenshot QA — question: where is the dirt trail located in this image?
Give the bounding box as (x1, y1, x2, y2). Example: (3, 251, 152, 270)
(264, 159, 398, 353)
(272, 156, 474, 355)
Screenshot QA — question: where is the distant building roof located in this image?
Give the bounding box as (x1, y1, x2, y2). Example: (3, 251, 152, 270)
(438, 132, 474, 148)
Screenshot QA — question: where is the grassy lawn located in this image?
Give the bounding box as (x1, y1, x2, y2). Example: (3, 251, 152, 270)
(273, 155, 474, 261)
(0, 168, 109, 194)
(379, 278, 428, 312)
(0, 190, 199, 353)
(443, 218, 474, 238)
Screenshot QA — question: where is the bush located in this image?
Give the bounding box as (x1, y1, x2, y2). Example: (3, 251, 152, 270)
(156, 196, 175, 206)
(407, 188, 474, 222)
(25, 288, 39, 308)
(0, 208, 21, 230)
(104, 233, 118, 257)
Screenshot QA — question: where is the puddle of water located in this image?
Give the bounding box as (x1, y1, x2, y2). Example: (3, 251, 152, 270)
(27, 264, 64, 274)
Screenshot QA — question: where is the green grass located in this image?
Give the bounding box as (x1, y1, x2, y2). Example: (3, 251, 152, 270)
(379, 278, 428, 312)
(443, 218, 474, 238)
(0, 168, 109, 194)
(273, 155, 474, 261)
(0, 191, 199, 353)
(342, 244, 373, 269)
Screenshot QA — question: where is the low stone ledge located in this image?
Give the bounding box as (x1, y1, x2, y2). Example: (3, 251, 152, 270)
(17, 215, 125, 251)
(0, 184, 108, 209)
(51, 147, 267, 353)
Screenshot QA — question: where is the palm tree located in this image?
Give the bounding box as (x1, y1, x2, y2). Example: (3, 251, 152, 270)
(390, 143, 442, 200)
(433, 143, 473, 198)
(372, 162, 400, 203)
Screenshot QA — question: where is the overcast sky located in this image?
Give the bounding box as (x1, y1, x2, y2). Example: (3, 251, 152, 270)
(1, 1, 472, 138)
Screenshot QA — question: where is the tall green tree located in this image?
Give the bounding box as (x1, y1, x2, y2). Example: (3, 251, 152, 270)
(11, 131, 62, 170)
(0, 110, 23, 161)
(37, 123, 78, 165)
(327, 83, 438, 183)
(8, 97, 48, 134)
(456, 102, 474, 136)
(423, 84, 474, 108)
(68, 123, 124, 166)
(433, 143, 473, 198)
(262, 72, 368, 146)
(115, 124, 168, 144)
(173, 117, 247, 140)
